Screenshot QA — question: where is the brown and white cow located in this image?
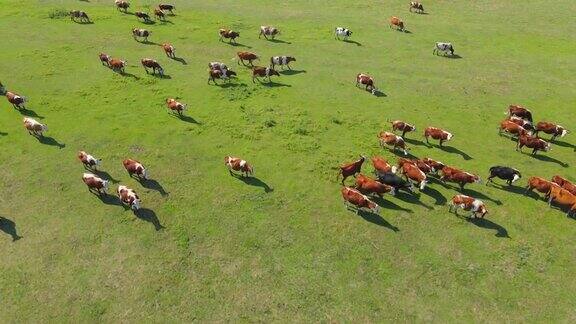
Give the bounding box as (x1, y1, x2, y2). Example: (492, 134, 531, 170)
(525, 176, 558, 199)
(132, 28, 151, 42)
(398, 160, 427, 190)
(391, 120, 416, 138)
(409, 1, 424, 13)
(440, 165, 463, 180)
(356, 73, 377, 94)
(158, 4, 175, 14)
(398, 158, 434, 174)
(23, 117, 47, 137)
(259, 26, 280, 39)
(209, 62, 228, 72)
(449, 194, 488, 218)
(270, 56, 296, 70)
(165, 98, 187, 115)
(535, 122, 568, 141)
(508, 116, 534, 131)
(551, 176, 576, 196)
(341, 187, 380, 214)
(99, 53, 111, 66)
(422, 157, 445, 174)
(337, 155, 365, 184)
(516, 133, 551, 155)
(443, 171, 481, 190)
(115, 0, 130, 12)
(237, 51, 259, 66)
(154, 8, 165, 21)
(109, 58, 127, 73)
(83, 173, 109, 195)
(123, 159, 148, 180)
(162, 43, 175, 58)
(141, 58, 164, 76)
(424, 127, 453, 146)
(78, 151, 101, 170)
(5, 91, 26, 109)
(219, 29, 240, 43)
(356, 174, 396, 197)
(389, 16, 405, 31)
(70, 10, 90, 23)
(225, 156, 254, 177)
(208, 69, 237, 84)
(371, 156, 396, 176)
(507, 105, 533, 122)
(135, 11, 151, 22)
(378, 131, 408, 155)
(117, 185, 141, 210)
(547, 185, 576, 217)
(499, 119, 531, 137)
(252, 66, 280, 83)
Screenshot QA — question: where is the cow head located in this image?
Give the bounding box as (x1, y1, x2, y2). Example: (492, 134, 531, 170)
(473, 175, 481, 184)
(233, 32, 240, 38)
(448, 45, 455, 55)
(445, 132, 454, 141)
(347, 30, 353, 36)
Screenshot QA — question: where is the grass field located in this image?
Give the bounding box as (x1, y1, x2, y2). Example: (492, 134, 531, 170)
(1, 0, 576, 321)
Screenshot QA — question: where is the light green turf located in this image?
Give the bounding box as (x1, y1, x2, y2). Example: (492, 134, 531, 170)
(1, 0, 575, 322)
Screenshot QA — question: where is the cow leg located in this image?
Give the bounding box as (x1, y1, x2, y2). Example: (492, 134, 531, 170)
(425, 136, 429, 144)
(439, 139, 444, 147)
(459, 183, 465, 191)
(524, 185, 532, 194)
(531, 148, 538, 155)
(486, 175, 493, 186)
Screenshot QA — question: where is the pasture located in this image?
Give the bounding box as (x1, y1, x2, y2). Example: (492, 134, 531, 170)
(1, 0, 576, 321)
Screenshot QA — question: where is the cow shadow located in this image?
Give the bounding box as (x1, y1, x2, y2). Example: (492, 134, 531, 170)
(114, 70, 139, 79)
(357, 210, 400, 232)
(462, 188, 503, 205)
(138, 178, 168, 196)
(97, 193, 124, 207)
(267, 39, 291, 44)
(405, 137, 427, 146)
(421, 186, 447, 205)
(18, 108, 44, 119)
(463, 216, 510, 238)
(140, 20, 156, 25)
(215, 81, 245, 89)
(93, 170, 121, 184)
(343, 39, 362, 46)
(0, 131, 7, 136)
(0, 216, 22, 241)
(171, 57, 187, 65)
(135, 208, 164, 231)
(158, 19, 174, 25)
(227, 42, 252, 49)
(373, 196, 413, 213)
(530, 154, 569, 168)
(37, 136, 65, 149)
(440, 145, 472, 160)
(487, 182, 526, 195)
(443, 54, 463, 59)
(261, 81, 291, 88)
(389, 149, 418, 159)
(279, 69, 306, 75)
(73, 20, 94, 25)
(552, 139, 576, 150)
(231, 174, 273, 193)
(396, 191, 433, 210)
(373, 90, 387, 97)
(140, 40, 161, 46)
(169, 113, 200, 124)
(151, 73, 172, 79)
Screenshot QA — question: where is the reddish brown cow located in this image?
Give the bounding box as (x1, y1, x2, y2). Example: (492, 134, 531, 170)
(389, 16, 405, 31)
(341, 187, 380, 214)
(252, 66, 280, 83)
(422, 158, 445, 173)
(508, 105, 533, 122)
(516, 133, 551, 155)
(208, 69, 237, 84)
(115, 0, 129, 12)
(109, 58, 127, 73)
(141, 58, 164, 76)
(378, 131, 408, 155)
(99, 53, 111, 66)
(356, 73, 376, 94)
(398, 160, 427, 190)
(535, 122, 568, 141)
(78, 151, 101, 170)
(424, 127, 453, 147)
(237, 51, 259, 66)
(82, 173, 109, 195)
(5, 91, 26, 109)
(259, 26, 280, 39)
(449, 195, 488, 218)
(547, 185, 576, 217)
(337, 156, 365, 185)
(225, 156, 254, 177)
(372, 156, 396, 176)
(356, 174, 396, 197)
(219, 29, 240, 43)
(399, 158, 434, 174)
(123, 159, 148, 180)
(162, 43, 175, 58)
(391, 120, 416, 138)
(117, 185, 141, 210)
(499, 119, 531, 137)
(165, 98, 187, 115)
(551, 176, 576, 195)
(154, 8, 165, 21)
(443, 171, 481, 190)
(440, 166, 463, 180)
(525, 176, 558, 199)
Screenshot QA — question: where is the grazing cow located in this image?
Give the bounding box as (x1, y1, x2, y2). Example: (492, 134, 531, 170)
(132, 28, 151, 42)
(135, 11, 151, 22)
(165, 98, 187, 115)
(516, 133, 551, 155)
(78, 151, 101, 170)
(209, 62, 228, 71)
(109, 58, 127, 73)
(377, 172, 414, 193)
(525, 176, 558, 199)
(398, 160, 427, 190)
(219, 29, 240, 43)
(391, 120, 416, 138)
(424, 127, 453, 146)
(422, 157, 445, 174)
(23, 117, 47, 137)
(162, 43, 175, 58)
(337, 156, 365, 185)
(378, 131, 408, 155)
(551, 176, 576, 195)
(208, 69, 237, 84)
(508, 116, 535, 131)
(487, 166, 521, 186)
(547, 185, 576, 217)
(409, 1, 424, 13)
(117, 185, 141, 210)
(507, 105, 533, 122)
(5, 91, 26, 109)
(270, 56, 296, 70)
(389, 16, 405, 31)
(259, 26, 280, 39)
(99, 53, 111, 66)
(154, 8, 165, 21)
(334, 27, 352, 40)
(356, 73, 377, 94)
(341, 187, 380, 214)
(535, 121, 568, 141)
(252, 66, 280, 83)
(372, 156, 397, 176)
(433, 42, 455, 56)
(443, 171, 481, 190)
(115, 0, 129, 12)
(237, 51, 259, 66)
(499, 119, 531, 137)
(82, 173, 109, 195)
(158, 4, 175, 14)
(449, 195, 488, 218)
(123, 159, 148, 180)
(70, 10, 90, 23)
(356, 174, 396, 197)
(141, 58, 164, 76)
(225, 156, 254, 177)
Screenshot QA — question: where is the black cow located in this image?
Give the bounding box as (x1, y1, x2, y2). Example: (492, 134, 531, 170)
(487, 166, 522, 186)
(377, 172, 414, 193)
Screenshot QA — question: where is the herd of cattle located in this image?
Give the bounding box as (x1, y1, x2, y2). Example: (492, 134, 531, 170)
(1, 1, 574, 226)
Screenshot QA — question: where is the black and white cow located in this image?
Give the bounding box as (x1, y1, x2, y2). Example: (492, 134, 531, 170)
(270, 56, 296, 70)
(433, 42, 455, 56)
(487, 166, 522, 186)
(335, 27, 352, 40)
(208, 62, 228, 72)
(377, 172, 415, 194)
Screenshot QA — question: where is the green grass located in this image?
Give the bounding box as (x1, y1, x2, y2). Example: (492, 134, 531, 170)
(1, 0, 576, 321)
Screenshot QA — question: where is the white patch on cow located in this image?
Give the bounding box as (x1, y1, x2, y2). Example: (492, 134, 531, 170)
(445, 132, 453, 141)
(419, 180, 427, 190)
(560, 128, 568, 137)
(471, 199, 483, 212)
(512, 174, 520, 183)
(389, 187, 396, 196)
(239, 160, 247, 168)
(391, 166, 398, 174)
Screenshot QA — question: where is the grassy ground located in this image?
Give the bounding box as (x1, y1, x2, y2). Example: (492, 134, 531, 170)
(1, 0, 575, 321)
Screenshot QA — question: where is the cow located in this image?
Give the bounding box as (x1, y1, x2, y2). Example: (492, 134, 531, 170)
(507, 105, 533, 122)
(398, 160, 427, 190)
(252, 66, 280, 83)
(162, 43, 175, 58)
(132, 28, 151, 42)
(165, 98, 187, 116)
(123, 159, 148, 180)
(99, 53, 111, 66)
(115, 0, 129, 12)
(449, 195, 488, 218)
(372, 156, 397, 176)
(82, 173, 109, 196)
(487, 166, 521, 186)
(535, 122, 568, 141)
(547, 185, 576, 217)
(337, 156, 365, 185)
(109, 58, 127, 73)
(117, 185, 141, 210)
(225, 156, 254, 177)
(237, 51, 259, 66)
(259, 26, 280, 39)
(391, 120, 416, 138)
(219, 29, 240, 43)
(209, 62, 228, 72)
(389, 16, 405, 32)
(378, 131, 408, 155)
(398, 158, 434, 174)
(141, 58, 164, 76)
(356, 174, 396, 197)
(499, 119, 531, 137)
(70, 10, 90, 23)
(443, 171, 481, 191)
(23, 117, 47, 137)
(5, 91, 26, 110)
(208, 69, 237, 84)
(409, 1, 424, 13)
(135, 11, 151, 23)
(508, 116, 535, 131)
(516, 133, 551, 155)
(433, 42, 455, 56)
(270, 56, 296, 70)
(154, 8, 165, 21)
(422, 158, 445, 174)
(424, 127, 453, 147)
(525, 176, 558, 199)
(356, 73, 377, 94)
(158, 4, 175, 14)
(341, 187, 380, 214)
(377, 172, 414, 193)
(440, 166, 463, 180)
(334, 27, 352, 40)
(551, 176, 576, 195)
(78, 151, 101, 170)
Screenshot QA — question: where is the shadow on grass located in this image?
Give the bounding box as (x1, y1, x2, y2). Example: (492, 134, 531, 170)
(267, 38, 291, 44)
(405, 137, 427, 147)
(93, 170, 121, 184)
(135, 208, 164, 231)
(440, 145, 472, 160)
(232, 174, 273, 193)
(171, 56, 187, 65)
(461, 215, 510, 238)
(139, 178, 168, 196)
(279, 69, 306, 75)
(0, 131, 7, 136)
(529, 153, 569, 168)
(97, 193, 123, 207)
(113, 70, 139, 79)
(140, 40, 161, 46)
(421, 186, 447, 205)
(357, 209, 400, 232)
(18, 108, 44, 119)
(169, 113, 200, 124)
(260, 81, 291, 88)
(225, 42, 252, 49)
(343, 39, 362, 46)
(0, 216, 22, 241)
(462, 188, 503, 205)
(396, 191, 433, 210)
(552, 139, 576, 151)
(37, 136, 65, 149)
(440, 54, 463, 59)
(374, 196, 413, 213)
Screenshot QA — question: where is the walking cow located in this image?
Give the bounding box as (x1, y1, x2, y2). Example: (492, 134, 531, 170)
(341, 187, 380, 214)
(433, 42, 455, 56)
(487, 166, 521, 186)
(409, 2, 424, 13)
(334, 27, 352, 40)
(132, 28, 151, 42)
(259, 26, 280, 39)
(270, 56, 296, 70)
(449, 195, 488, 218)
(70, 10, 90, 23)
(356, 73, 377, 94)
(219, 29, 240, 43)
(225, 156, 254, 177)
(141, 58, 164, 76)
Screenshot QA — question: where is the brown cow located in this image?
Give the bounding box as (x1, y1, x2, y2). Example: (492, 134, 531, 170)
(525, 176, 558, 199)
(356, 174, 396, 197)
(508, 116, 534, 131)
(165, 98, 187, 115)
(23, 117, 47, 137)
(356, 73, 377, 94)
(109, 58, 127, 73)
(5, 91, 26, 109)
(389, 16, 405, 31)
(422, 157, 445, 174)
(409, 1, 424, 13)
(237, 51, 259, 66)
(252, 66, 280, 83)
(259, 26, 280, 39)
(219, 29, 240, 43)
(424, 127, 453, 146)
(115, 0, 129, 12)
(508, 105, 533, 122)
(391, 120, 416, 138)
(225, 156, 254, 177)
(141, 58, 164, 76)
(208, 69, 237, 84)
(547, 185, 576, 217)
(398, 158, 434, 174)
(99, 53, 111, 66)
(535, 121, 568, 141)
(372, 156, 396, 176)
(117, 185, 141, 210)
(341, 187, 380, 214)
(443, 171, 481, 190)
(378, 131, 408, 155)
(123, 159, 148, 180)
(398, 160, 427, 190)
(551, 176, 576, 195)
(162, 43, 175, 58)
(83, 173, 109, 196)
(499, 119, 531, 137)
(78, 151, 101, 170)
(440, 166, 463, 180)
(70, 10, 90, 23)
(154, 8, 165, 21)
(449, 195, 488, 218)
(158, 4, 175, 14)
(516, 133, 551, 155)
(135, 11, 151, 22)
(132, 28, 151, 42)
(337, 156, 365, 185)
